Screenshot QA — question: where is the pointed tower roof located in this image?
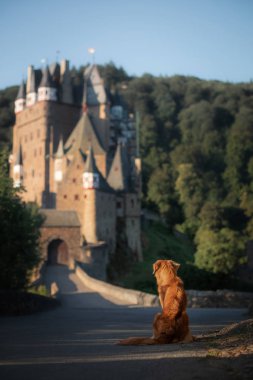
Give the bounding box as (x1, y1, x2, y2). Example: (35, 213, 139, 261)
(83, 146, 114, 192)
(64, 113, 105, 156)
(16, 81, 26, 100)
(39, 65, 54, 88)
(84, 146, 99, 173)
(15, 144, 23, 165)
(55, 136, 64, 158)
(84, 64, 107, 106)
(107, 142, 130, 192)
(29, 69, 36, 93)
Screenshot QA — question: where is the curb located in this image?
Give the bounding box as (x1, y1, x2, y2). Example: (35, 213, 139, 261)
(75, 265, 159, 306)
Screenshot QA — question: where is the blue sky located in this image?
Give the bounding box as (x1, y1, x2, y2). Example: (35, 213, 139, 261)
(1, 0, 253, 89)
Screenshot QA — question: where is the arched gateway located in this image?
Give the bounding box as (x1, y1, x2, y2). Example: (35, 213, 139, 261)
(47, 239, 69, 265)
(39, 209, 82, 266)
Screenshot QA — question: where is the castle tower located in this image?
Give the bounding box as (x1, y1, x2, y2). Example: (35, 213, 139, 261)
(60, 60, 73, 104)
(26, 66, 37, 107)
(84, 65, 110, 150)
(107, 141, 142, 261)
(83, 147, 101, 243)
(82, 146, 116, 248)
(13, 144, 23, 188)
(38, 66, 57, 101)
(14, 81, 26, 114)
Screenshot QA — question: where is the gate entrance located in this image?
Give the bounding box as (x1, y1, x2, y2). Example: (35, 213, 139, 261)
(47, 239, 69, 265)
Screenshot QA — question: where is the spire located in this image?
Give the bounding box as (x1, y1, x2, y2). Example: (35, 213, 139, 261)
(16, 81, 26, 100)
(83, 146, 100, 190)
(38, 65, 57, 101)
(84, 146, 99, 173)
(13, 144, 23, 188)
(29, 69, 36, 93)
(39, 65, 53, 88)
(55, 136, 64, 158)
(107, 142, 130, 191)
(15, 144, 23, 165)
(15, 82, 26, 113)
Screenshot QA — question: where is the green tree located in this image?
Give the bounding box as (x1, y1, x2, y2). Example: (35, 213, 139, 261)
(0, 148, 43, 290)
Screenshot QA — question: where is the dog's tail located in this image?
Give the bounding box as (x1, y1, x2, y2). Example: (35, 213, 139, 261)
(117, 337, 156, 345)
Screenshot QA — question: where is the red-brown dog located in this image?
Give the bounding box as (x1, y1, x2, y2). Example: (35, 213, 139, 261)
(118, 259, 193, 345)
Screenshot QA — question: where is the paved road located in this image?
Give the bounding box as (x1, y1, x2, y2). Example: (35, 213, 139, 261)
(0, 266, 249, 380)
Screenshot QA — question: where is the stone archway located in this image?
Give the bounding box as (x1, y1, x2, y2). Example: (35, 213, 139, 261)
(47, 239, 69, 265)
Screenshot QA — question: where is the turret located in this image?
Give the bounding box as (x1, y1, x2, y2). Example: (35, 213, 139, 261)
(14, 81, 26, 114)
(107, 141, 130, 191)
(60, 60, 73, 104)
(54, 136, 64, 183)
(26, 65, 37, 107)
(82, 146, 100, 189)
(13, 144, 23, 187)
(38, 65, 57, 101)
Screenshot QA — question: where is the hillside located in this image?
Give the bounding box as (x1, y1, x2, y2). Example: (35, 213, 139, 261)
(110, 222, 253, 293)
(1, 63, 253, 281)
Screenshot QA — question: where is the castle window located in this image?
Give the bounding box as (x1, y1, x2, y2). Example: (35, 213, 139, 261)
(72, 178, 76, 183)
(32, 169, 35, 177)
(34, 149, 37, 157)
(63, 194, 67, 199)
(77, 164, 80, 169)
(39, 147, 42, 155)
(117, 201, 121, 209)
(84, 194, 87, 199)
(74, 194, 79, 200)
(30, 132, 33, 141)
(131, 199, 134, 208)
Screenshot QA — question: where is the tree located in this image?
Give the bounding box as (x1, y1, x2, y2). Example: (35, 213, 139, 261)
(0, 148, 43, 290)
(195, 227, 246, 274)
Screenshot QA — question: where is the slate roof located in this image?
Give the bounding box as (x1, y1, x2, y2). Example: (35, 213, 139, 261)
(39, 66, 54, 88)
(84, 65, 107, 106)
(55, 136, 64, 158)
(84, 146, 114, 193)
(16, 81, 26, 99)
(84, 146, 99, 173)
(40, 209, 81, 227)
(107, 142, 130, 191)
(64, 112, 105, 156)
(29, 69, 36, 93)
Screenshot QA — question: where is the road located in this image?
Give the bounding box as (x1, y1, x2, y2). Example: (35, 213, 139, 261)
(0, 266, 249, 380)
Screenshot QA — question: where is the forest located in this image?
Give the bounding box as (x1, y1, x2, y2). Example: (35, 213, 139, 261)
(1, 62, 253, 280)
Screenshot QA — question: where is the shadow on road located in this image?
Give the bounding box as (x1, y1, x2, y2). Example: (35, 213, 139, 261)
(43, 264, 119, 308)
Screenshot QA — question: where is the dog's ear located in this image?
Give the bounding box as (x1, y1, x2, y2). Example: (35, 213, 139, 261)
(153, 260, 162, 275)
(170, 260, 180, 272)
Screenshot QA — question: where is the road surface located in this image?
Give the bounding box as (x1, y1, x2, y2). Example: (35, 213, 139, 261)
(0, 266, 249, 380)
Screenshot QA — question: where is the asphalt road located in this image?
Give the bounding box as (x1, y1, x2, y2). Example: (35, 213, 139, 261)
(0, 266, 249, 380)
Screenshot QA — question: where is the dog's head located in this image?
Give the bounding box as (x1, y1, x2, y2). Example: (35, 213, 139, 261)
(152, 260, 180, 284)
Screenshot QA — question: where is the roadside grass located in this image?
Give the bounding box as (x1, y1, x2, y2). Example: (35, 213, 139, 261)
(115, 221, 253, 293)
(28, 284, 49, 297)
(117, 222, 195, 294)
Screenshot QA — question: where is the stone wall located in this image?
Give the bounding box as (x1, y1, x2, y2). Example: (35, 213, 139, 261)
(40, 226, 82, 263)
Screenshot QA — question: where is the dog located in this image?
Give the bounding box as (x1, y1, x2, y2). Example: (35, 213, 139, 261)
(118, 259, 193, 345)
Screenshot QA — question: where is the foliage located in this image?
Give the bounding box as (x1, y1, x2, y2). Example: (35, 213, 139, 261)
(2, 64, 253, 278)
(0, 148, 44, 290)
(114, 222, 251, 292)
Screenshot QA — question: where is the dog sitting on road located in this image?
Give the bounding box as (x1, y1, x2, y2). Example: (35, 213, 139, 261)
(118, 259, 193, 345)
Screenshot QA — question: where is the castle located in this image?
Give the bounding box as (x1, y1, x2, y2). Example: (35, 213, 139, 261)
(11, 59, 142, 278)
